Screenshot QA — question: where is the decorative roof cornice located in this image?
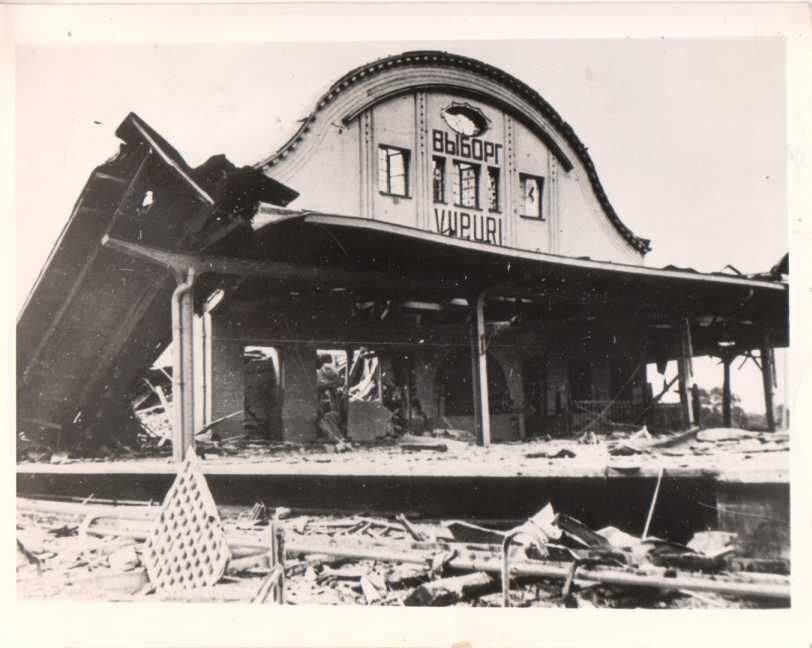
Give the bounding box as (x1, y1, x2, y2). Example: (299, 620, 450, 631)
(256, 50, 651, 254)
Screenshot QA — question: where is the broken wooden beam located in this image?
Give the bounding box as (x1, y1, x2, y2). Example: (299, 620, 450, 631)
(760, 330, 777, 432)
(252, 521, 286, 604)
(677, 318, 695, 428)
(396, 514, 428, 542)
(404, 572, 498, 606)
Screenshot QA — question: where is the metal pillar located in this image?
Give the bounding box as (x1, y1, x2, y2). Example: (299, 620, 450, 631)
(470, 292, 491, 447)
(722, 354, 733, 427)
(760, 330, 776, 432)
(469, 319, 482, 444)
(171, 268, 197, 462)
(691, 383, 702, 428)
(676, 318, 695, 429)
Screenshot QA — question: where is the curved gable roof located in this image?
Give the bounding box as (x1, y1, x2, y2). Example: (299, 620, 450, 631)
(256, 50, 651, 255)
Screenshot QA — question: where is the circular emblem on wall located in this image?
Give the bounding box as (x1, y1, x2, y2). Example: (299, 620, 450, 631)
(441, 102, 491, 137)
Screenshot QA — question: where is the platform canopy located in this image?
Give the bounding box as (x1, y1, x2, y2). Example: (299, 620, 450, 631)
(188, 208, 789, 357)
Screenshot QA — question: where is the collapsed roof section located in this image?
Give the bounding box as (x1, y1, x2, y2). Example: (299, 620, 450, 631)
(17, 113, 298, 443)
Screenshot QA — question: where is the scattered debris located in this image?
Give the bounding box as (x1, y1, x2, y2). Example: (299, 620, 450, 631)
(50, 452, 72, 465)
(525, 448, 576, 459)
(16, 493, 790, 607)
(14, 420, 791, 608)
(696, 428, 761, 443)
(688, 531, 738, 557)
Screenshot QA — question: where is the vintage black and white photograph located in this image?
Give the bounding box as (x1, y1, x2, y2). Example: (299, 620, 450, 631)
(9, 4, 810, 638)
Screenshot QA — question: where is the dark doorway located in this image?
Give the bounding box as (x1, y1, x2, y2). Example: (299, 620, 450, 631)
(435, 348, 512, 416)
(243, 346, 282, 441)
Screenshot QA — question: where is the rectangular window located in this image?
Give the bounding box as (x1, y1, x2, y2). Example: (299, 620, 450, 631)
(378, 145, 410, 197)
(453, 160, 480, 209)
(432, 156, 446, 203)
(520, 174, 545, 219)
(487, 166, 500, 212)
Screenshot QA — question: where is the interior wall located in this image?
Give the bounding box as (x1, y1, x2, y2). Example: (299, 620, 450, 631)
(208, 316, 245, 440)
(280, 344, 319, 443)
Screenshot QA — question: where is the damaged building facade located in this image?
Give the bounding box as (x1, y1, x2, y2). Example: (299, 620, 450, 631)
(17, 51, 788, 459)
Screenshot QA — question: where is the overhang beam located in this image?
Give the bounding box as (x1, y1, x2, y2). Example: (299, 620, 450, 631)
(102, 234, 473, 299)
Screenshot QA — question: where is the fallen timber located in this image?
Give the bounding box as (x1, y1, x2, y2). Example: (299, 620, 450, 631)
(17, 498, 790, 601)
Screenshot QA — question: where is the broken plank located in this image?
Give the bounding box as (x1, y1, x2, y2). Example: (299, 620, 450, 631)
(555, 514, 611, 548)
(444, 520, 506, 544)
(360, 575, 384, 604)
(226, 550, 269, 574)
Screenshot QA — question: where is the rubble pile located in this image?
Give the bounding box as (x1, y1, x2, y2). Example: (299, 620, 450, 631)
(17, 498, 789, 608)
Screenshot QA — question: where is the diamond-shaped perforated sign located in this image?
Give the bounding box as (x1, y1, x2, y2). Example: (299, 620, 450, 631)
(143, 453, 231, 592)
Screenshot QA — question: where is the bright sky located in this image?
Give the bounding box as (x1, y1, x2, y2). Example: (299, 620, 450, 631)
(15, 38, 787, 412)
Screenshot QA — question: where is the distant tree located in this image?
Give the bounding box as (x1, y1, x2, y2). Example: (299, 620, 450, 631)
(696, 386, 751, 429)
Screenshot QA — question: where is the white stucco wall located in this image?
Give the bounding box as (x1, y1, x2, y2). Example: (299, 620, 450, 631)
(263, 63, 648, 265)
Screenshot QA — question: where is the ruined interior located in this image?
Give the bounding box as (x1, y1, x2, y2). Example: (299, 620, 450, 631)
(198, 216, 786, 448)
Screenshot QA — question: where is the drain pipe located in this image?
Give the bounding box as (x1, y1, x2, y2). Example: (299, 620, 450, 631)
(171, 268, 196, 463)
(201, 310, 210, 429)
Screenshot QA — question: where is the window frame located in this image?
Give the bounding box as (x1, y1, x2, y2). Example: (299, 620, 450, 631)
(452, 159, 481, 210)
(378, 144, 411, 198)
(432, 155, 447, 204)
(519, 173, 545, 220)
(486, 166, 501, 213)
